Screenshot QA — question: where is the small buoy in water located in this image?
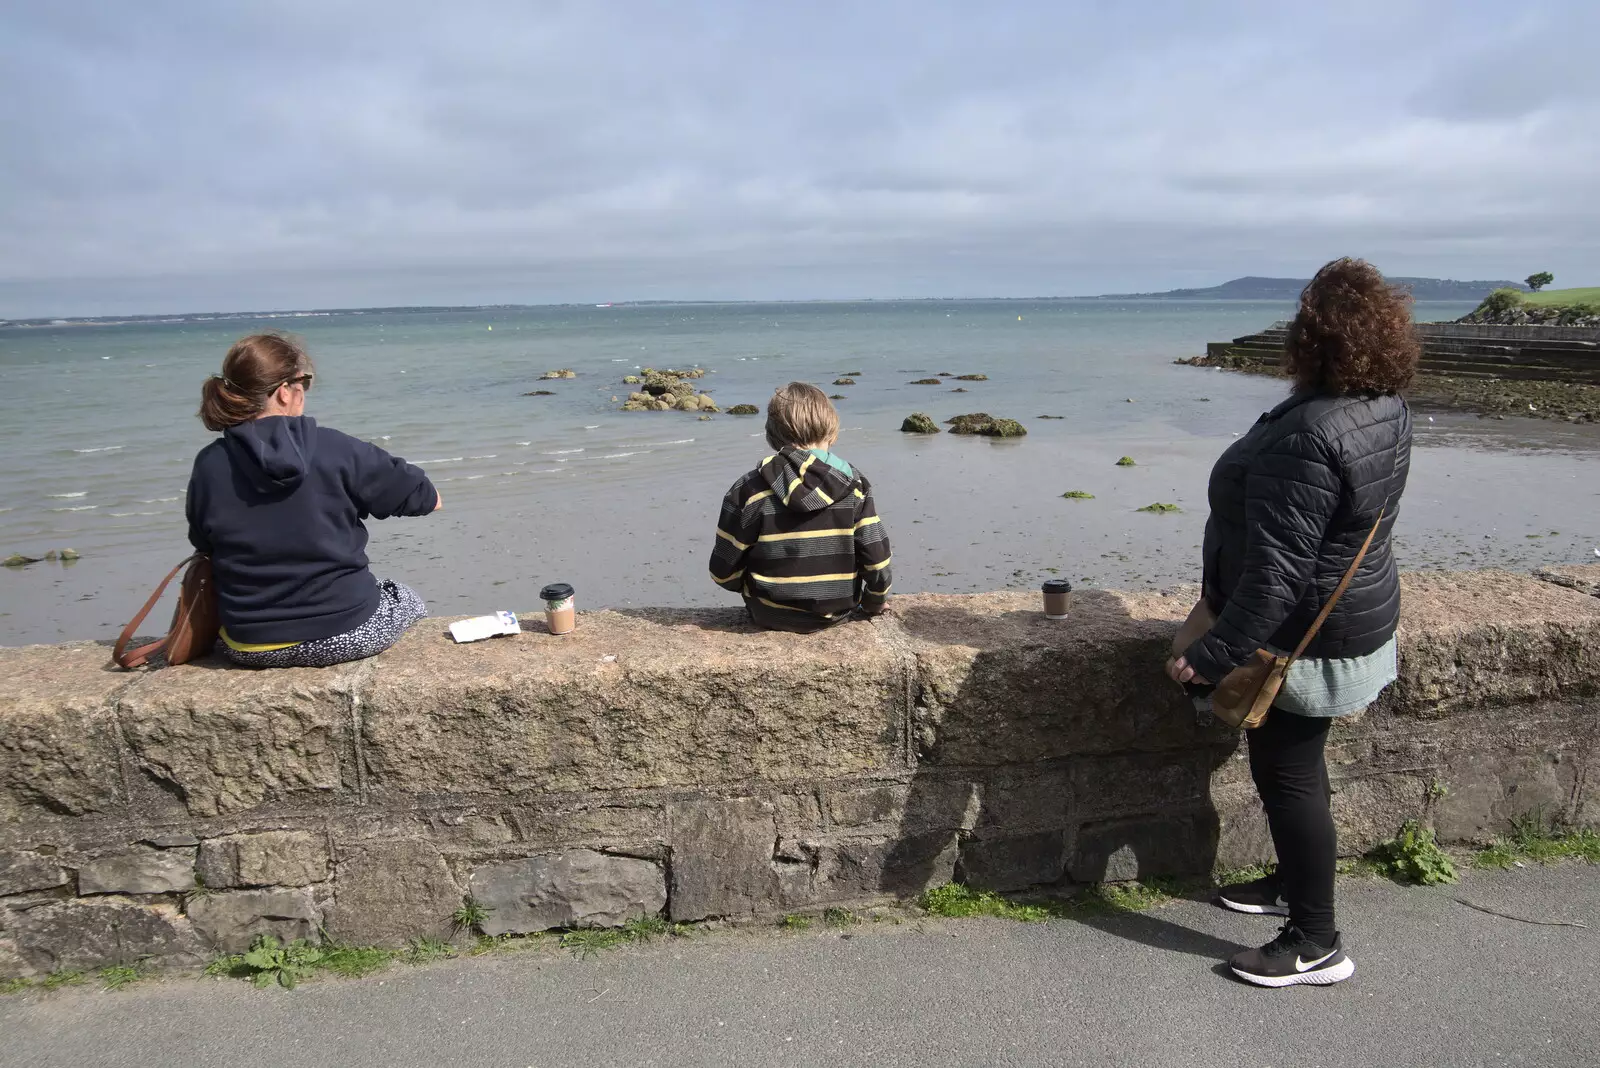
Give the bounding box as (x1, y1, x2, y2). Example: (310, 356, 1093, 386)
(1017, 316, 1023, 321)
(487, 325, 492, 330)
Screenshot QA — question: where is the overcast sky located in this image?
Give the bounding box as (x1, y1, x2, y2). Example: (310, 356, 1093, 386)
(2, 1, 1596, 316)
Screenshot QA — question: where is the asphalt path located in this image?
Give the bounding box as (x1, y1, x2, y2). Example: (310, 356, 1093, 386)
(3, 865, 1596, 1068)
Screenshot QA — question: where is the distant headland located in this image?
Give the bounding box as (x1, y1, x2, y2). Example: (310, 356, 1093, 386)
(0, 280, 1526, 328)
(1089, 276, 1524, 302)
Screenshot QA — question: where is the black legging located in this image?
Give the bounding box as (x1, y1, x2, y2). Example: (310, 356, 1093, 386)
(1247, 710, 1336, 945)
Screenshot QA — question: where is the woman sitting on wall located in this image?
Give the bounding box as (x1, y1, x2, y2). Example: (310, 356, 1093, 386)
(1167, 258, 1417, 988)
(187, 333, 440, 668)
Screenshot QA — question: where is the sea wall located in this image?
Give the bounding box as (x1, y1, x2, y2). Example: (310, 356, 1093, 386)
(3, 568, 1598, 975)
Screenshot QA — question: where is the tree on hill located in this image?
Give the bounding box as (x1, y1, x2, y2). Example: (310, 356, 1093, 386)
(1525, 271, 1554, 291)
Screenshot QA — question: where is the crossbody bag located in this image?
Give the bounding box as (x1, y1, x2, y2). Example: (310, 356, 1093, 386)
(1173, 510, 1384, 729)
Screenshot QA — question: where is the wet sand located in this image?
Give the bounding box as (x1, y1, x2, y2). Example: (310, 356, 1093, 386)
(4, 401, 1596, 647)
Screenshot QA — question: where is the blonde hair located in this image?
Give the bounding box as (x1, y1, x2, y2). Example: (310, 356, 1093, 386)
(765, 382, 839, 451)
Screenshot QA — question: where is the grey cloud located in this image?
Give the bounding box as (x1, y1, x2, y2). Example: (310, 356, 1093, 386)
(1, 0, 1597, 316)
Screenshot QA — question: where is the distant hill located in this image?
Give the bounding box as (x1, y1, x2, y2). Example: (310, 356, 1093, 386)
(1094, 276, 1524, 302)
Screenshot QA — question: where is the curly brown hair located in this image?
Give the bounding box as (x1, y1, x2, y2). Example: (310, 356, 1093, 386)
(1284, 258, 1419, 395)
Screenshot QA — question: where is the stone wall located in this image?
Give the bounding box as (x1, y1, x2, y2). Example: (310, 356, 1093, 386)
(3, 568, 1597, 976)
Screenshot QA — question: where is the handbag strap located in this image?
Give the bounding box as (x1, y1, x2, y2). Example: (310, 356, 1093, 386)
(112, 554, 199, 668)
(1285, 509, 1385, 668)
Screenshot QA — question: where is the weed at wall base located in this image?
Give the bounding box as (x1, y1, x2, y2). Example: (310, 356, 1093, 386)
(1366, 820, 1458, 885)
(451, 896, 492, 936)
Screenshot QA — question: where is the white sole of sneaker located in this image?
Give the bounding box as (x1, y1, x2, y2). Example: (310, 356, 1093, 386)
(1217, 897, 1290, 916)
(1232, 956, 1356, 987)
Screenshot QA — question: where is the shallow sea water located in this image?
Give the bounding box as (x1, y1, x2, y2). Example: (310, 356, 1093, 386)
(1, 299, 1595, 646)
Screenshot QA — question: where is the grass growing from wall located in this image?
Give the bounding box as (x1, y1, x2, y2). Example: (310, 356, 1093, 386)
(1475, 813, 1600, 869)
(917, 877, 1200, 921)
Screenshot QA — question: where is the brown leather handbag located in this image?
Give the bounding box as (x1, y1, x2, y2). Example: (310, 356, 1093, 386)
(113, 554, 220, 669)
(1173, 511, 1384, 729)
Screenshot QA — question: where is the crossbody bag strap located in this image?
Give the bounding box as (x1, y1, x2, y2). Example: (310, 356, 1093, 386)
(112, 554, 198, 667)
(1285, 508, 1386, 668)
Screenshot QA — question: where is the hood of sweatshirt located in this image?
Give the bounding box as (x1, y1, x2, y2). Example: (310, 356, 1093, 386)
(221, 415, 318, 494)
(758, 446, 860, 514)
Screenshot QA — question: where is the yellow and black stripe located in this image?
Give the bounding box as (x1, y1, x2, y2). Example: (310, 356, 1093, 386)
(710, 447, 892, 632)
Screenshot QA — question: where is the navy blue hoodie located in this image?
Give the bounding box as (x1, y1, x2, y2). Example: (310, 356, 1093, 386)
(186, 416, 437, 644)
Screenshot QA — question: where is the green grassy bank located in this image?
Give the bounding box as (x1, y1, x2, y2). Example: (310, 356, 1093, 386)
(1520, 286, 1600, 307)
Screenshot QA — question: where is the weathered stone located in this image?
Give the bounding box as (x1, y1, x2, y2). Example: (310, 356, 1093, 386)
(187, 888, 320, 953)
(0, 933, 32, 978)
(360, 610, 904, 800)
(1328, 774, 1431, 854)
(468, 850, 666, 934)
(197, 831, 330, 889)
(11, 902, 205, 972)
(1389, 571, 1600, 714)
(667, 798, 777, 921)
(1068, 814, 1218, 883)
(325, 839, 459, 946)
(78, 848, 195, 895)
(116, 660, 364, 817)
(2, 570, 1599, 969)
(898, 589, 1206, 764)
(972, 767, 1073, 834)
(502, 804, 665, 855)
(825, 785, 907, 828)
(814, 831, 959, 901)
(0, 852, 69, 896)
(1069, 750, 1227, 820)
(774, 790, 823, 834)
(1533, 563, 1600, 598)
(0, 643, 127, 823)
(1434, 745, 1581, 844)
(142, 834, 200, 848)
(957, 831, 1067, 891)
(1211, 780, 1274, 870)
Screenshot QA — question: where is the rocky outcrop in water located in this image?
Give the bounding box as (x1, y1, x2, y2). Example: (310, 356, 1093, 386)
(727, 404, 760, 415)
(540, 369, 577, 379)
(900, 413, 940, 434)
(947, 414, 1026, 438)
(619, 368, 717, 413)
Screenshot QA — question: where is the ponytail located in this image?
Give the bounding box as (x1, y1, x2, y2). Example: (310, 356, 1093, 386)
(198, 375, 263, 431)
(197, 333, 313, 432)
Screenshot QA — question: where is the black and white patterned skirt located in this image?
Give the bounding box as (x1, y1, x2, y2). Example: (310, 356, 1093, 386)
(218, 579, 427, 669)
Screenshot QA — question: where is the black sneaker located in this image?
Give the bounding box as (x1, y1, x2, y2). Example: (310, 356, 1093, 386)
(1217, 874, 1289, 916)
(1230, 924, 1355, 987)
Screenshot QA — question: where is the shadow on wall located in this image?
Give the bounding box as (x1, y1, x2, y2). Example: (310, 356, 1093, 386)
(875, 591, 1240, 899)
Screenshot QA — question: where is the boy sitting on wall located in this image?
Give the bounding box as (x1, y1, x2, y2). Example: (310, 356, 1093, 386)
(709, 382, 893, 632)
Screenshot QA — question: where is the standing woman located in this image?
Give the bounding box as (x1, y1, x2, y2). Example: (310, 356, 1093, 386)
(188, 333, 440, 668)
(1168, 259, 1417, 987)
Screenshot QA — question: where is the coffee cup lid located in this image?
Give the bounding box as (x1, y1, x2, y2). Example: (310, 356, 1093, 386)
(540, 583, 574, 601)
(1042, 579, 1073, 594)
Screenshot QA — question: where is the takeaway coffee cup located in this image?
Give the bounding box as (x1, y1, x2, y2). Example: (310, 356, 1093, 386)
(1042, 579, 1072, 619)
(540, 583, 576, 635)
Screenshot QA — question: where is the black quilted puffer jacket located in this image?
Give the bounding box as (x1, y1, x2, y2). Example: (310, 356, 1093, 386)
(1183, 390, 1411, 684)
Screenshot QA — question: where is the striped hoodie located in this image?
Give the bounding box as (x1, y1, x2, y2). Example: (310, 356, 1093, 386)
(709, 446, 893, 632)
